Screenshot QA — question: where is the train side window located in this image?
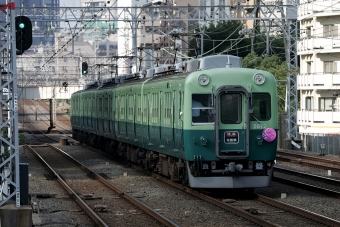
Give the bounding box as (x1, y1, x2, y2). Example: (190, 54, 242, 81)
(251, 93, 271, 121)
(192, 94, 214, 124)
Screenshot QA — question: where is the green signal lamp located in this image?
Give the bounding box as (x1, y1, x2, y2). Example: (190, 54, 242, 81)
(19, 23, 25, 29)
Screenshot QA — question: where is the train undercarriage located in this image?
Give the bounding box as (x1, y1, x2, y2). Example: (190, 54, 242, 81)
(73, 129, 187, 182)
(73, 129, 274, 189)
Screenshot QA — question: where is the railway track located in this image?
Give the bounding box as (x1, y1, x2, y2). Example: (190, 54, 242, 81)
(132, 165, 340, 227)
(71, 144, 340, 227)
(25, 99, 72, 134)
(21, 113, 59, 144)
(26, 144, 177, 227)
(276, 150, 340, 172)
(274, 166, 340, 197)
(36, 99, 72, 128)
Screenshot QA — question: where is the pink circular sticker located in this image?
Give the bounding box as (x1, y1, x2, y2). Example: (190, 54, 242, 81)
(262, 128, 276, 142)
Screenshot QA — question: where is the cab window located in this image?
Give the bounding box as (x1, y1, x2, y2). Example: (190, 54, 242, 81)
(251, 93, 271, 121)
(220, 93, 242, 124)
(192, 94, 214, 124)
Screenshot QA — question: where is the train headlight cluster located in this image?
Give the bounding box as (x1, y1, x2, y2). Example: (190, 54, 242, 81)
(253, 73, 265, 85)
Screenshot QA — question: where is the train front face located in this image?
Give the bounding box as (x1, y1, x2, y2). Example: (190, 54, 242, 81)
(183, 68, 278, 189)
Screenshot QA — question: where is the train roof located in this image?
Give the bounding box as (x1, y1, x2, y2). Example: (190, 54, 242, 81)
(80, 55, 242, 91)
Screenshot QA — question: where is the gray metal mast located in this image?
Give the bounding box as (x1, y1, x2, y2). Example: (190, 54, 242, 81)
(0, 2, 20, 207)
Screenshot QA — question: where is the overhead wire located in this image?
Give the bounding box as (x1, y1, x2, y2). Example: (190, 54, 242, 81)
(17, 1, 340, 86)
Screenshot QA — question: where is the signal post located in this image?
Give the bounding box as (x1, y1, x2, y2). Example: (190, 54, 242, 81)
(0, 2, 32, 227)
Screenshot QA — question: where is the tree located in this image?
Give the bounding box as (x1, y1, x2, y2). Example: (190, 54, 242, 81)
(188, 21, 251, 58)
(243, 53, 287, 115)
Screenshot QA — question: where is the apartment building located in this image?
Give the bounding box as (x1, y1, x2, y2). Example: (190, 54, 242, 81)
(298, 0, 340, 134)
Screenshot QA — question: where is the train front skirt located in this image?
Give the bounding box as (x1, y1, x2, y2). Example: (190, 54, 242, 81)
(186, 162, 274, 188)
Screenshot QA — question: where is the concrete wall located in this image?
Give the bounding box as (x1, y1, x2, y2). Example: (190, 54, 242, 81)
(17, 85, 84, 100)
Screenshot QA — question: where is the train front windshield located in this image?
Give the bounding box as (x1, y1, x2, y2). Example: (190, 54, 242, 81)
(192, 94, 214, 124)
(250, 93, 271, 121)
(191, 93, 271, 124)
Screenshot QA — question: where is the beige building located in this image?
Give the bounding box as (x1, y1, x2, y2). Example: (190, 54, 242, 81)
(297, 0, 340, 135)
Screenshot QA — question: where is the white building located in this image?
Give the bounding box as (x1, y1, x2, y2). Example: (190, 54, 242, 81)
(297, 0, 340, 135)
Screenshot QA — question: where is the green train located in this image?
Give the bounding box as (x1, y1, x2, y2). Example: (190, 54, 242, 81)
(70, 55, 278, 189)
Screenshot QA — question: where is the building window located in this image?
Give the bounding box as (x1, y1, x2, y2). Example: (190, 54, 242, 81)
(323, 25, 338, 37)
(319, 97, 335, 111)
(306, 97, 311, 110)
(324, 61, 338, 73)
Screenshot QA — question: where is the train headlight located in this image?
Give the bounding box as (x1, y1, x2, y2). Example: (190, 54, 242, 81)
(253, 73, 265, 85)
(198, 74, 210, 86)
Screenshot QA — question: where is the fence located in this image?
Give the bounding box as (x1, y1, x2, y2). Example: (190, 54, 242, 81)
(300, 133, 340, 156)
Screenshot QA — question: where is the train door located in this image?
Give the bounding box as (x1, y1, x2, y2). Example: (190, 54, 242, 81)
(108, 92, 112, 134)
(133, 94, 137, 143)
(126, 94, 134, 141)
(179, 91, 184, 151)
(141, 93, 149, 146)
(162, 90, 172, 151)
(214, 86, 250, 159)
(171, 91, 178, 152)
(104, 95, 109, 133)
(110, 89, 116, 139)
(135, 94, 142, 144)
(147, 93, 152, 146)
(159, 91, 163, 148)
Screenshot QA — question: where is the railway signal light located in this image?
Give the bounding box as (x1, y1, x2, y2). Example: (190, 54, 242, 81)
(82, 62, 88, 75)
(15, 16, 33, 52)
(62, 81, 68, 91)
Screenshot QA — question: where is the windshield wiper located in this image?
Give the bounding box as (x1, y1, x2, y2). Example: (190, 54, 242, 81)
(250, 113, 261, 124)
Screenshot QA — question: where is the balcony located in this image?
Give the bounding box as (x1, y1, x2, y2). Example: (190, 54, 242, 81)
(298, 37, 340, 53)
(298, 0, 340, 19)
(298, 109, 340, 124)
(298, 73, 340, 89)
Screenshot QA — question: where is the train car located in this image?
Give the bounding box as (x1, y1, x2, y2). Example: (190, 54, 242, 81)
(71, 55, 278, 189)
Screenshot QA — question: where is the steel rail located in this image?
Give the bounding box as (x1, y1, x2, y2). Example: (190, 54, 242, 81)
(277, 150, 340, 166)
(275, 166, 340, 186)
(273, 166, 340, 198)
(276, 155, 340, 172)
(273, 177, 340, 198)
(255, 194, 340, 227)
(47, 144, 179, 227)
(81, 145, 340, 226)
(36, 100, 72, 128)
(21, 113, 57, 143)
(130, 165, 280, 227)
(26, 145, 109, 227)
(28, 99, 72, 134)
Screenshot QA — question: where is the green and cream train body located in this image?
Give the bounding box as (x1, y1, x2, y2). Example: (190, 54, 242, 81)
(71, 55, 278, 189)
